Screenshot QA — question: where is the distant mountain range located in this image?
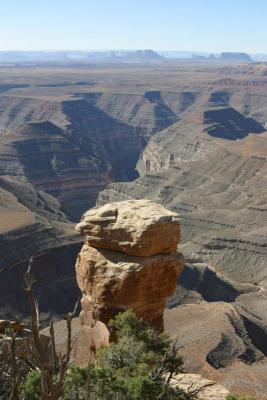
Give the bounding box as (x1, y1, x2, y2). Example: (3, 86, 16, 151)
(0, 50, 163, 64)
(0, 50, 265, 64)
(160, 51, 267, 61)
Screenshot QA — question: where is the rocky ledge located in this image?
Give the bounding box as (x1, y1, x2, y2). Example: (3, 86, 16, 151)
(75, 199, 180, 256)
(75, 199, 184, 334)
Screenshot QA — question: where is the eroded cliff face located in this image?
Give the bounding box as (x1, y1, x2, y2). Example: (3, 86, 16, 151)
(0, 87, 183, 318)
(0, 93, 152, 320)
(0, 97, 146, 221)
(75, 200, 184, 332)
(0, 175, 82, 321)
(97, 96, 267, 323)
(95, 83, 267, 398)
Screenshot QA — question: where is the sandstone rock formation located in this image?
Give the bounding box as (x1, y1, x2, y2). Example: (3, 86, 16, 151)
(76, 200, 180, 256)
(170, 374, 229, 400)
(41, 318, 109, 366)
(75, 200, 184, 332)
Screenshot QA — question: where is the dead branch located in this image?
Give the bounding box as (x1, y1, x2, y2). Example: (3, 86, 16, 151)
(24, 256, 78, 400)
(49, 321, 57, 376)
(187, 381, 217, 398)
(171, 374, 218, 399)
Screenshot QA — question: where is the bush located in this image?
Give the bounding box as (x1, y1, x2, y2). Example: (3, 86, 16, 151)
(69, 310, 187, 399)
(21, 370, 41, 400)
(62, 365, 88, 400)
(24, 310, 188, 400)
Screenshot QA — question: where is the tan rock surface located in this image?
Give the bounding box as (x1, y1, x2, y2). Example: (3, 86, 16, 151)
(41, 318, 109, 366)
(76, 244, 184, 331)
(76, 199, 180, 257)
(75, 199, 183, 333)
(170, 374, 229, 400)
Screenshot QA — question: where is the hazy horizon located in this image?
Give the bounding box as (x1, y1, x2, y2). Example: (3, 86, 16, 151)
(0, 49, 261, 54)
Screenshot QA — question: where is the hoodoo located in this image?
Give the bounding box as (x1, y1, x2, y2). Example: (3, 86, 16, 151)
(75, 199, 184, 332)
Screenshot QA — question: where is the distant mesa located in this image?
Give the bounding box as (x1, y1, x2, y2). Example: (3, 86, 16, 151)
(0, 50, 163, 64)
(107, 49, 163, 62)
(0, 50, 255, 64)
(134, 49, 163, 60)
(190, 52, 252, 62)
(220, 52, 252, 61)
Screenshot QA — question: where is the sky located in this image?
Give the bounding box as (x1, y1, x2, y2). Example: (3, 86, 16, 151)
(1, 0, 267, 53)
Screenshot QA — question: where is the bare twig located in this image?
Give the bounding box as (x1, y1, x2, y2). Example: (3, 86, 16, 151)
(24, 256, 79, 400)
(49, 321, 57, 375)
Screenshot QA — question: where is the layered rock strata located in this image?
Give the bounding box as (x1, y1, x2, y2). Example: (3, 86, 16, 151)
(75, 199, 184, 332)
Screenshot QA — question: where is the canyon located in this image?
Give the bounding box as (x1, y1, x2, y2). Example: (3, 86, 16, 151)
(1, 61, 267, 397)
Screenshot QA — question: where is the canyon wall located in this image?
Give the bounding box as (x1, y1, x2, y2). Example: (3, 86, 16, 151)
(1, 63, 267, 330)
(0, 82, 193, 320)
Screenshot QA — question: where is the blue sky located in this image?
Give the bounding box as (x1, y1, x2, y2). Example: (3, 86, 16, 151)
(1, 0, 267, 53)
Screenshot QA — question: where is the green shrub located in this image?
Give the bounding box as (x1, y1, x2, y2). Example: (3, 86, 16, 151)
(60, 311, 188, 400)
(61, 310, 188, 400)
(62, 365, 88, 400)
(21, 370, 41, 400)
